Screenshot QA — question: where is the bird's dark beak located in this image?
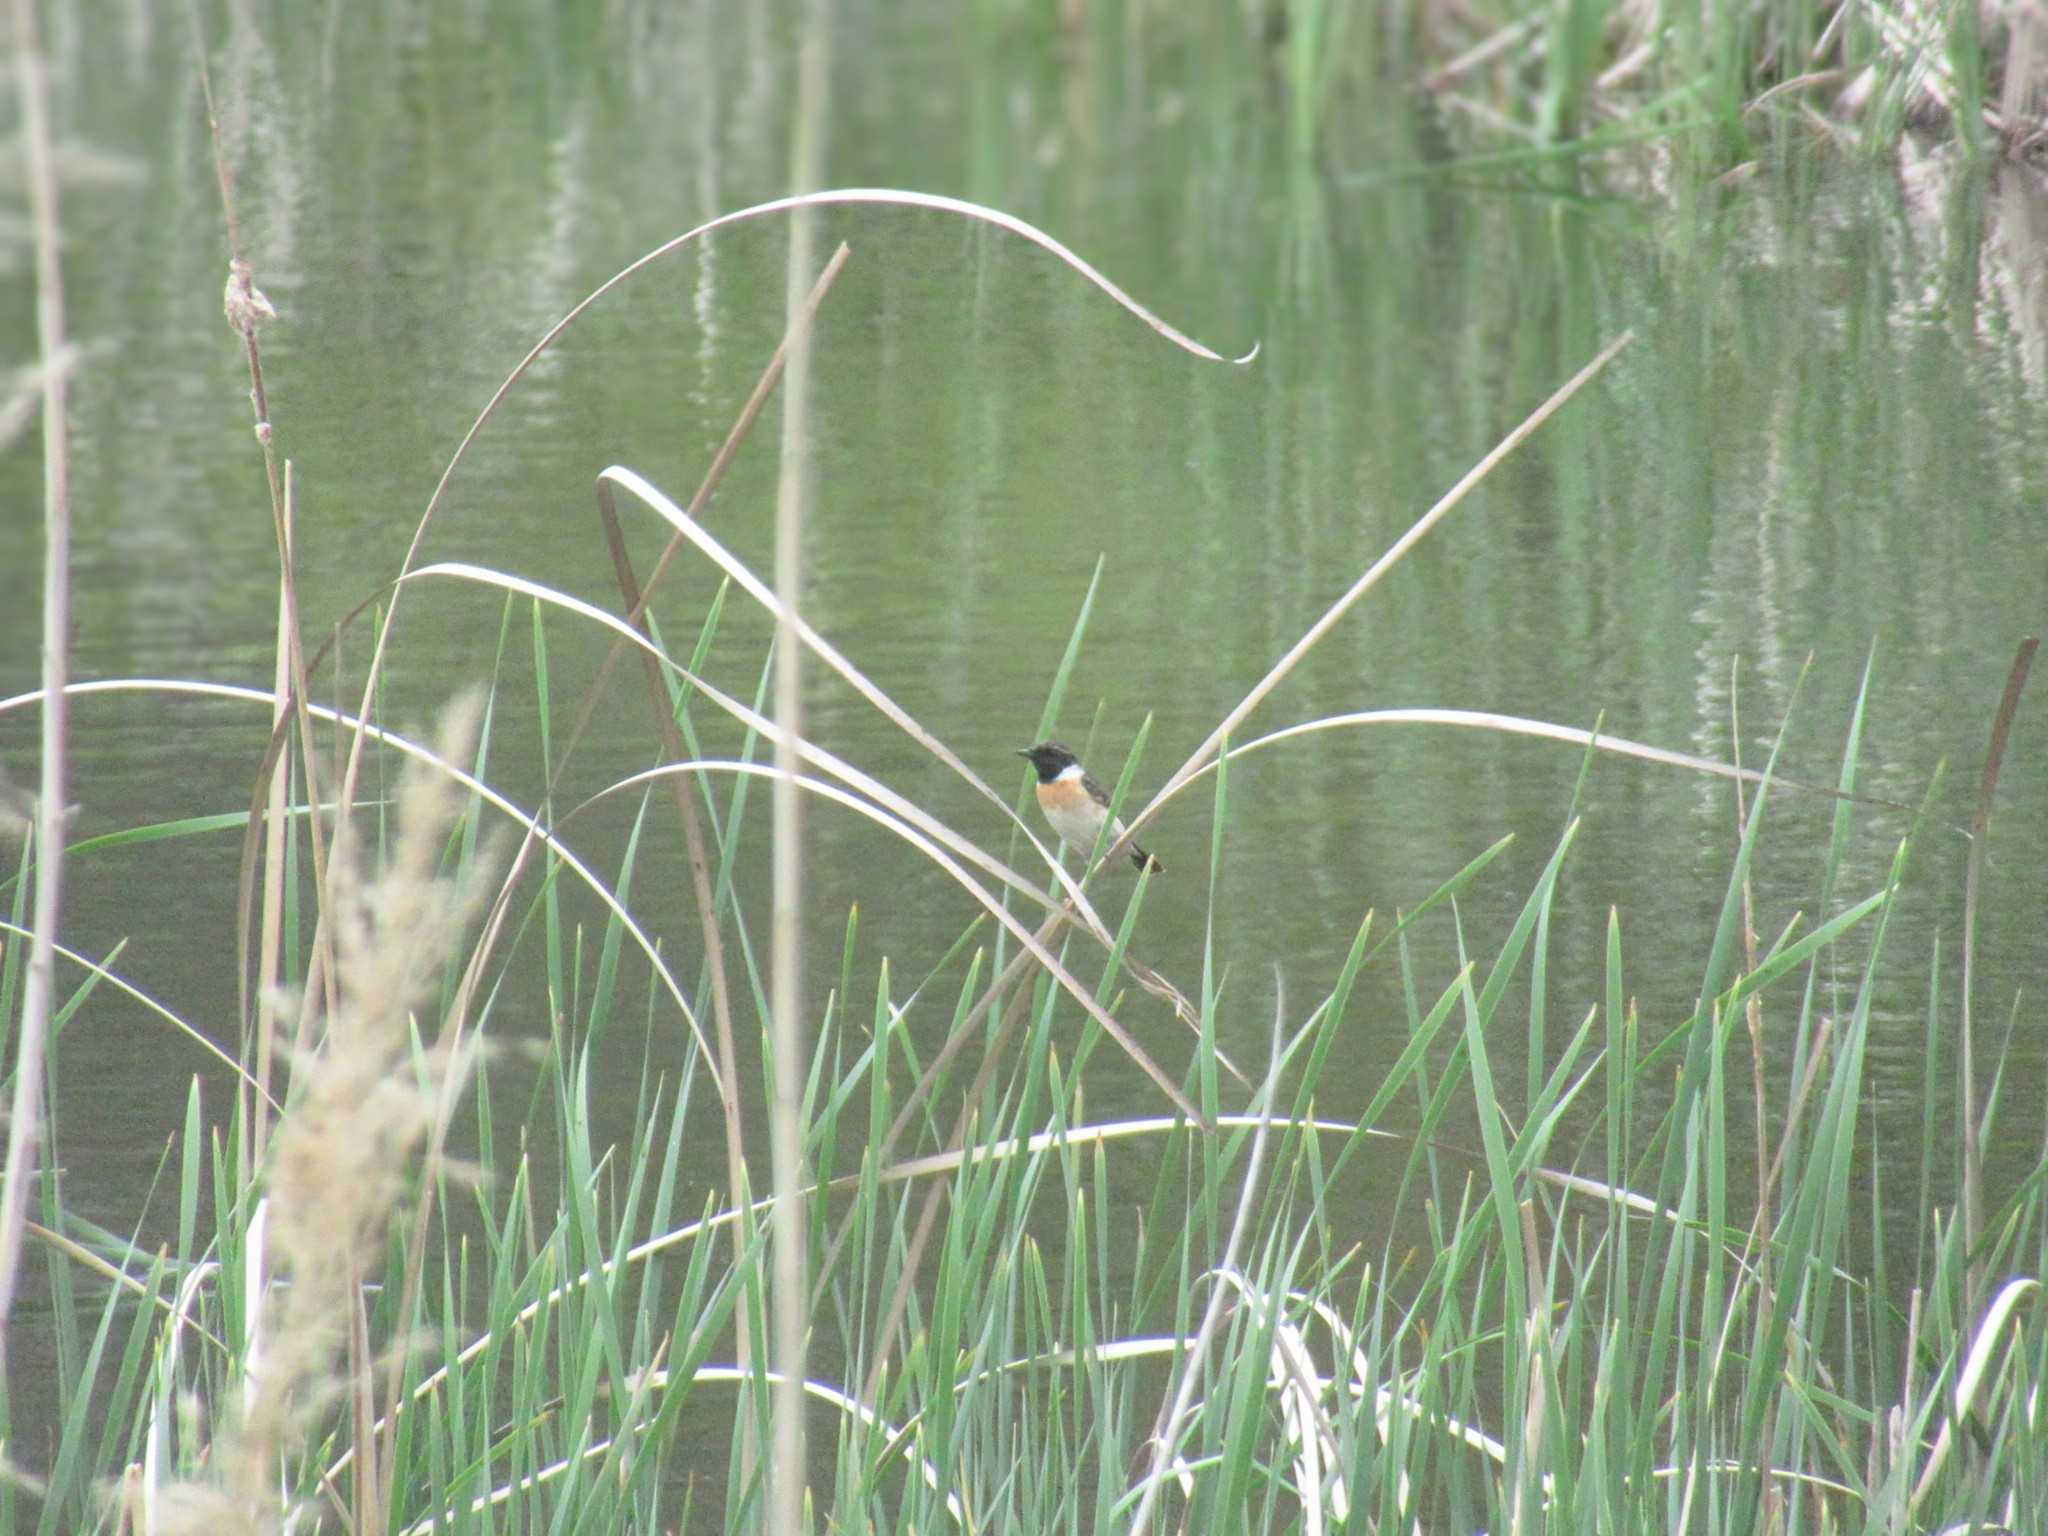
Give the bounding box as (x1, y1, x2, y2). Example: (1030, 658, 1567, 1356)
(1015, 748, 1033, 759)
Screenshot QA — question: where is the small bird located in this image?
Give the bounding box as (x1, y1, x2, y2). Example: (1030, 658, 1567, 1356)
(1017, 741, 1161, 874)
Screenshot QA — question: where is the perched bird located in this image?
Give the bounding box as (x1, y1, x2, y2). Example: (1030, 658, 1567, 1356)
(1017, 741, 1162, 874)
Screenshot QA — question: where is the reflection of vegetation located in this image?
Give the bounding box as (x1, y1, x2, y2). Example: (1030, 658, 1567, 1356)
(1402, 0, 2036, 166)
(1026, 0, 2037, 169)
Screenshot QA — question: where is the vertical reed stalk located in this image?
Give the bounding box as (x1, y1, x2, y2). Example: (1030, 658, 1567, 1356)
(595, 238, 851, 1443)
(770, 3, 835, 1527)
(255, 466, 297, 1169)
(1960, 636, 2037, 1319)
(193, 26, 334, 1171)
(0, 0, 73, 1385)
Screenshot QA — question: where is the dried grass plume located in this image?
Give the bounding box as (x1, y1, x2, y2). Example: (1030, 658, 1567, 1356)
(154, 694, 493, 1534)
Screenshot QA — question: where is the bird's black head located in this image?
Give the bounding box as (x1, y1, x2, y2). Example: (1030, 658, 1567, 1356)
(1017, 741, 1079, 781)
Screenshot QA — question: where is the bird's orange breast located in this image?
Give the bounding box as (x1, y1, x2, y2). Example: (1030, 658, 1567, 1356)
(1036, 776, 1096, 816)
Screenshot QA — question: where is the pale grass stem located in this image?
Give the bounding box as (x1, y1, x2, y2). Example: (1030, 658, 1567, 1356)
(0, 0, 74, 1392)
(769, 8, 834, 1528)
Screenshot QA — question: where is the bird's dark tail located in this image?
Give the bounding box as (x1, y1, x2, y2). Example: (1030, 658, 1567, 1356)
(1129, 844, 1163, 874)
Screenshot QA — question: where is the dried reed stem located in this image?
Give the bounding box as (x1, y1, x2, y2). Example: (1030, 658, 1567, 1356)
(0, 0, 74, 1386)
(192, 18, 336, 1173)
(1960, 635, 2038, 1320)
(770, 3, 835, 1525)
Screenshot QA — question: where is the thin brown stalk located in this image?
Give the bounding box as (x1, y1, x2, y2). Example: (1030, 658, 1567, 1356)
(192, 18, 338, 1169)
(1727, 661, 1780, 1518)
(350, 1286, 377, 1532)
(597, 554, 741, 1206)
(254, 463, 297, 1169)
(1761, 1016, 1835, 1205)
(590, 246, 852, 1405)
(1725, 665, 1771, 1237)
(1960, 635, 2038, 1319)
(0, 0, 73, 1386)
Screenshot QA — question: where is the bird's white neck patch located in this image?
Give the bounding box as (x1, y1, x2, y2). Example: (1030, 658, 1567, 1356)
(1054, 763, 1086, 783)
